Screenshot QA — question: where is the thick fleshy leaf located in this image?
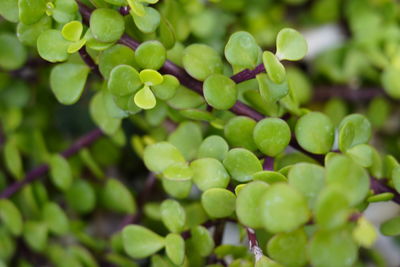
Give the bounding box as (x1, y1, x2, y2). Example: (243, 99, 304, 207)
(276, 28, 307, 61)
(338, 114, 371, 152)
(151, 75, 180, 100)
(380, 216, 400, 236)
(0, 0, 19, 22)
(50, 63, 89, 105)
(261, 183, 309, 233)
(225, 31, 261, 70)
(263, 51, 286, 84)
(139, 69, 163, 86)
(23, 221, 48, 252)
(66, 179, 96, 214)
(0, 199, 23, 236)
(62, 20, 83, 42)
(381, 67, 400, 99)
(190, 158, 230, 191)
(0, 33, 27, 70)
(17, 16, 52, 47)
(163, 162, 193, 181)
(223, 148, 262, 182)
(134, 86, 156, 109)
(346, 144, 373, 168)
(90, 91, 122, 135)
(101, 179, 136, 214)
(197, 135, 229, 161)
(203, 74, 237, 110)
(108, 65, 142, 97)
(183, 44, 223, 81)
(99, 44, 137, 79)
(90, 8, 125, 43)
(42, 202, 69, 235)
(122, 225, 165, 258)
(224, 116, 257, 151)
(131, 7, 160, 33)
(160, 199, 186, 233)
(162, 178, 192, 199)
(4, 140, 23, 180)
(165, 233, 185, 265)
(190, 225, 214, 257)
(37, 30, 70, 62)
(168, 121, 202, 161)
(135, 41, 166, 70)
(52, 0, 78, 24)
(49, 154, 72, 191)
(201, 188, 236, 218)
(236, 181, 269, 228)
(295, 112, 334, 154)
(18, 0, 46, 25)
(143, 142, 185, 173)
(253, 118, 291, 156)
(393, 166, 400, 194)
(352, 217, 377, 247)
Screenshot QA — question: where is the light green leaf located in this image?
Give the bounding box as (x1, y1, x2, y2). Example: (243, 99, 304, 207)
(101, 179, 136, 214)
(66, 179, 96, 214)
(122, 225, 165, 258)
(134, 86, 156, 109)
(190, 158, 230, 191)
(338, 114, 371, 152)
(352, 217, 377, 247)
(225, 31, 261, 70)
(0, 33, 27, 70)
(0, 199, 23, 236)
(90, 91, 122, 135)
(223, 148, 262, 182)
(168, 121, 202, 161)
(151, 75, 180, 100)
(108, 65, 142, 97)
(42, 202, 69, 235)
(201, 188, 236, 218)
(90, 8, 125, 43)
(131, 6, 160, 33)
(135, 41, 166, 70)
(276, 28, 307, 61)
(99, 44, 137, 79)
(160, 199, 186, 233)
(0, 0, 19, 22)
(62, 20, 83, 42)
(197, 135, 229, 162)
(143, 142, 186, 173)
(18, 0, 46, 25)
(190, 225, 214, 257)
(23, 221, 48, 252)
(203, 74, 237, 110)
(224, 116, 257, 151)
(4, 140, 23, 180)
(165, 233, 185, 265)
(140, 69, 164, 86)
(37, 30, 70, 62)
(263, 51, 286, 84)
(380, 216, 400, 236)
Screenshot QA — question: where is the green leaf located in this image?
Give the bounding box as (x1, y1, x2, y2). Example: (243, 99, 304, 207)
(143, 142, 186, 173)
(183, 44, 223, 81)
(380, 216, 400, 236)
(101, 179, 136, 214)
(190, 225, 214, 257)
(62, 20, 83, 42)
(134, 86, 156, 109)
(225, 31, 261, 70)
(135, 41, 166, 70)
(0, 199, 23, 236)
(223, 148, 262, 182)
(4, 140, 23, 180)
(151, 75, 180, 100)
(0, 228, 16, 261)
(122, 225, 165, 258)
(253, 171, 287, 184)
(224, 116, 257, 151)
(267, 229, 307, 267)
(68, 245, 99, 267)
(190, 158, 230, 191)
(393, 166, 400, 194)
(0, 0, 19, 22)
(326, 155, 369, 206)
(161, 178, 192, 199)
(381, 66, 400, 99)
(197, 135, 229, 162)
(90, 8, 125, 43)
(50, 63, 89, 105)
(261, 183, 309, 233)
(108, 65, 142, 97)
(338, 114, 371, 152)
(309, 229, 357, 267)
(99, 44, 137, 79)
(288, 163, 325, 208)
(168, 121, 202, 161)
(157, 16, 176, 49)
(276, 28, 307, 61)
(90, 91, 122, 135)
(52, 0, 78, 24)
(139, 69, 164, 86)
(0, 33, 27, 70)
(263, 51, 286, 84)
(257, 73, 289, 104)
(201, 188, 236, 218)
(203, 74, 237, 110)
(42, 202, 69, 235)
(23, 221, 48, 252)
(160, 199, 186, 233)
(163, 162, 192, 181)
(167, 85, 205, 109)
(295, 112, 334, 154)
(253, 118, 291, 157)
(37, 30, 70, 62)
(66, 179, 96, 214)
(367, 192, 394, 203)
(346, 144, 373, 168)
(352, 217, 377, 247)
(165, 233, 185, 265)
(236, 181, 269, 228)
(18, 0, 46, 25)
(131, 6, 160, 33)
(17, 16, 52, 47)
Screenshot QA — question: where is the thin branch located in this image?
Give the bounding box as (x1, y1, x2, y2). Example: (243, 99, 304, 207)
(370, 177, 400, 205)
(79, 47, 101, 76)
(246, 227, 264, 262)
(263, 156, 274, 171)
(313, 86, 385, 102)
(0, 128, 103, 199)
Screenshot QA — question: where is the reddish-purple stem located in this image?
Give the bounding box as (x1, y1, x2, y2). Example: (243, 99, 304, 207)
(0, 129, 103, 199)
(263, 156, 274, 171)
(313, 86, 385, 102)
(79, 47, 101, 76)
(370, 177, 400, 205)
(246, 227, 263, 261)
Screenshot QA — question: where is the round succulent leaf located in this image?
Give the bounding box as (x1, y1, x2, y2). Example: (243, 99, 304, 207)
(42, 202, 69, 235)
(90, 91, 122, 135)
(203, 74, 237, 110)
(37, 30, 71, 63)
(161, 178, 192, 199)
(326, 155, 369, 206)
(139, 69, 164, 86)
(295, 112, 334, 154)
(236, 181, 269, 228)
(65, 179, 96, 214)
(167, 86, 205, 109)
(288, 163, 325, 208)
(276, 28, 308, 61)
(52, 0, 78, 24)
(393, 166, 400, 194)
(0, 0, 19, 22)
(101, 179, 136, 214)
(67, 38, 87, 54)
(256, 73, 289, 104)
(381, 67, 400, 99)
(380, 216, 400, 236)
(151, 75, 180, 100)
(122, 225, 165, 259)
(338, 114, 371, 152)
(224, 31, 261, 70)
(49, 154, 72, 191)
(352, 217, 377, 248)
(135, 41, 166, 70)
(23, 221, 48, 252)
(253, 118, 291, 157)
(157, 16, 176, 49)
(255, 256, 284, 267)
(190, 158, 230, 191)
(267, 229, 307, 267)
(165, 233, 185, 265)
(128, 0, 145, 16)
(261, 183, 310, 233)
(17, 16, 52, 47)
(346, 144, 373, 168)
(18, 0, 46, 25)
(99, 44, 137, 79)
(4, 140, 23, 180)
(224, 116, 257, 151)
(314, 187, 350, 230)
(190, 225, 215, 257)
(50, 63, 89, 105)
(0, 33, 27, 71)
(68, 245, 98, 267)
(309, 229, 357, 267)
(108, 65, 142, 97)
(0, 199, 23, 236)
(143, 142, 185, 173)
(183, 44, 223, 81)
(197, 135, 229, 162)
(61, 21, 83, 42)
(131, 7, 160, 33)
(263, 51, 286, 84)
(180, 109, 214, 122)
(0, 227, 15, 261)
(163, 162, 193, 181)
(168, 121, 203, 161)
(134, 86, 156, 109)
(252, 171, 287, 184)
(160, 199, 186, 233)
(201, 188, 236, 218)
(223, 148, 262, 182)
(90, 8, 125, 43)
